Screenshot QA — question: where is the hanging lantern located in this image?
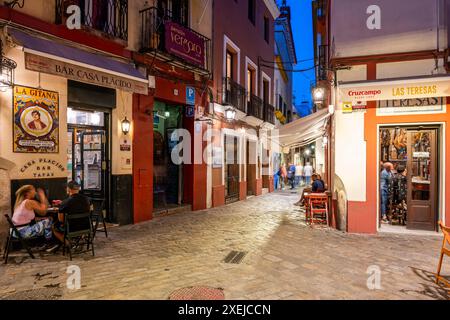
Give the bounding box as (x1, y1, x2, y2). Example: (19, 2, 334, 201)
(121, 117, 131, 135)
(224, 107, 236, 122)
(312, 86, 326, 104)
(0, 55, 17, 91)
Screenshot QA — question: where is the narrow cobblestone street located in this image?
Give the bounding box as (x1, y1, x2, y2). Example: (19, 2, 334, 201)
(0, 191, 449, 300)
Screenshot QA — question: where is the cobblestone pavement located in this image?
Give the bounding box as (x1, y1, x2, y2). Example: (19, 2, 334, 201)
(0, 190, 449, 300)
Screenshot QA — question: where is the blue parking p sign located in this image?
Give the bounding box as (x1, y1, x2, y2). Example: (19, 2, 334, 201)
(186, 87, 195, 105)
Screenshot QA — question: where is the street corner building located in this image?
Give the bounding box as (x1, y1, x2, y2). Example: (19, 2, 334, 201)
(312, 0, 450, 234)
(0, 0, 281, 231)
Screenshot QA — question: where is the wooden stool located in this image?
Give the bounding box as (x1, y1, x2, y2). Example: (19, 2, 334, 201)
(308, 194, 329, 227)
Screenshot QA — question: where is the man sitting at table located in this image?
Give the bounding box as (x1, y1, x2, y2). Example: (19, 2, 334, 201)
(52, 181, 91, 244)
(294, 174, 326, 207)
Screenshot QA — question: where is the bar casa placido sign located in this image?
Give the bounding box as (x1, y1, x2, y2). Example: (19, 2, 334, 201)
(25, 53, 148, 95)
(340, 77, 450, 103)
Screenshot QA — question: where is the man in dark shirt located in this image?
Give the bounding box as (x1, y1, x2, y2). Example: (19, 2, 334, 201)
(52, 181, 91, 244)
(311, 174, 326, 193)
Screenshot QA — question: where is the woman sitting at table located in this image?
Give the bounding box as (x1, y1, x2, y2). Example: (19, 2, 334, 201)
(12, 185, 53, 242)
(294, 174, 326, 207)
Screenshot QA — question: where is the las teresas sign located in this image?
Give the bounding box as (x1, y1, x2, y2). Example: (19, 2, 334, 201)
(165, 21, 205, 68)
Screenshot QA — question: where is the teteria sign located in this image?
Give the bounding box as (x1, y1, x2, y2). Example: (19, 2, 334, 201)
(340, 78, 450, 103)
(25, 53, 148, 95)
(20, 158, 66, 178)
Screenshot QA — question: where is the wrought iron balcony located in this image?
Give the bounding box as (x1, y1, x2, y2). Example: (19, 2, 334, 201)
(223, 77, 247, 113)
(55, 0, 128, 41)
(316, 0, 327, 19)
(247, 94, 264, 120)
(140, 6, 211, 73)
(317, 44, 329, 81)
(264, 102, 275, 125)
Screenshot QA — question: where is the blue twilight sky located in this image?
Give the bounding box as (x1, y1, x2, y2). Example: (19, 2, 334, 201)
(281, 0, 315, 107)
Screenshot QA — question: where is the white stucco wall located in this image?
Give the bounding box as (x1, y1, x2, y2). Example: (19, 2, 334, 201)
(334, 111, 366, 202)
(0, 46, 68, 180)
(334, 64, 368, 202)
(376, 59, 446, 79)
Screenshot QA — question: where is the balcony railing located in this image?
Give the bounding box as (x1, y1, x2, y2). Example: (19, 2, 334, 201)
(140, 6, 211, 73)
(247, 94, 264, 120)
(317, 44, 329, 81)
(223, 77, 247, 113)
(316, 0, 327, 19)
(264, 102, 275, 125)
(55, 0, 128, 41)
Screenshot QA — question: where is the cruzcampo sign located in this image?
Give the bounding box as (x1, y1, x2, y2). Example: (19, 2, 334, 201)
(340, 77, 450, 103)
(25, 53, 148, 95)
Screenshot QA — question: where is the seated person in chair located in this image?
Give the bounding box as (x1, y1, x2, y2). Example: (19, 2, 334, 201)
(12, 185, 53, 243)
(52, 181, 91, 244)
(295, 174, 326, 207)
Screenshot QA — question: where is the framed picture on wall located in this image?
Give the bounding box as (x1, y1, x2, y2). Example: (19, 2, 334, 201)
(13, 85, 59, 153)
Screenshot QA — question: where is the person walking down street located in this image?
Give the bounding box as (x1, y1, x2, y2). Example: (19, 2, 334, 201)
(280, 164, 288, 190)
(380, 162, 394, 223)
(288, 163, 296, 189)
(274, 166, 281, 190)
(303, 162, 313, 185)
(295, 163, 303, 187)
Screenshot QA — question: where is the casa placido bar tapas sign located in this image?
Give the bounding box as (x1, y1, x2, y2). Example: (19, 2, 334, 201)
(165, 21, 205, 68)
(13, 85, 59, 153)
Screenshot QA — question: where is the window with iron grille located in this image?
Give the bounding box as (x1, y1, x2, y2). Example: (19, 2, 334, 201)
(157, 0, 189, 27)
(318, 44, 328, 81)
(55, 0, 128, 41)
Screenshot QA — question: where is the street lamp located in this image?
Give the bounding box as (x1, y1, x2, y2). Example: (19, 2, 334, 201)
(224, 107, 236, 122)
(0, 55, 17, 91)
(312, 86, 326, 104)
(121, 117, 131, 135)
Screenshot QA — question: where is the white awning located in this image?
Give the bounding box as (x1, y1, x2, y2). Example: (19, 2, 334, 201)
(275, 108, 331, 148)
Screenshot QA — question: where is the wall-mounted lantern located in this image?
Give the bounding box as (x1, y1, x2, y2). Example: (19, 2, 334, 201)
(121, 117, 131, 135)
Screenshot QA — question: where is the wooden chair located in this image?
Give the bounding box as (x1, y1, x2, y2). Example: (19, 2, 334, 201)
(63, 212, 95, 261)
(3, 214, 39, 264)
(436, 221, 450, 286)
(308, 194, 329, 227)
(90, 198, 108, 238)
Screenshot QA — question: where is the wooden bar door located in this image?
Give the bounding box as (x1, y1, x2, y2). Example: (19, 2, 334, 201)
(406, 129, 437, 231)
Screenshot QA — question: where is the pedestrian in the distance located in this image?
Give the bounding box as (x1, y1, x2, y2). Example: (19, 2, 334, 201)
(303, 162, 313, 186)
(288, 163, 296, 189)
(280, 164, 287, 190)
(295, 163, 303, 187)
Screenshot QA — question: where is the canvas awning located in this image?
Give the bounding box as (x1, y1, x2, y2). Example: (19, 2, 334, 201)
(275, 108, 331, 148)
(9, 29, 148, 94)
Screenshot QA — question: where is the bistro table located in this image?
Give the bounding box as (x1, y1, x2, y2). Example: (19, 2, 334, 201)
(46, 207, 60, 220)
